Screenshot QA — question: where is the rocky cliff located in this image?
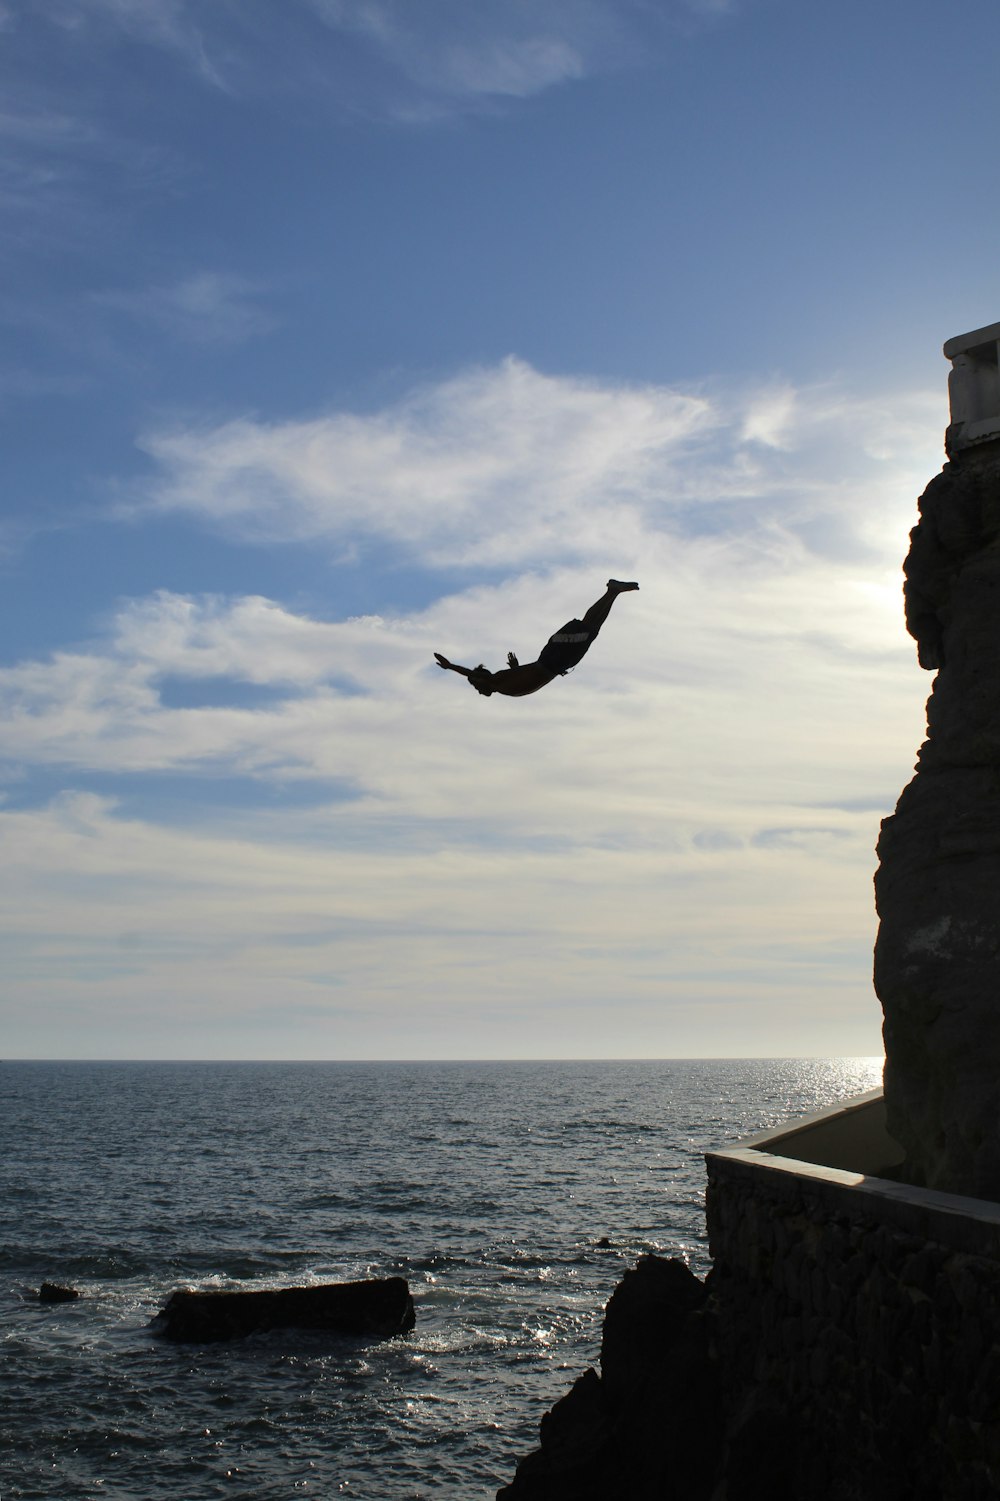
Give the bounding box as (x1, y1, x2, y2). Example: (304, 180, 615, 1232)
(875, 439, 1000, 1197)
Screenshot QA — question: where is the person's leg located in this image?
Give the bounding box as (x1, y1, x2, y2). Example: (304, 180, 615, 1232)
(580, 579, 639, 635)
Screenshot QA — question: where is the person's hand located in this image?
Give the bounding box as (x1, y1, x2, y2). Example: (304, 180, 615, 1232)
(434, 653, 451, 669)
(507, 652, 519, 669)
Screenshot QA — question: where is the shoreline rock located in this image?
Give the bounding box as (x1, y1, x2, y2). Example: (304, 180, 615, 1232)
(37, 1282, 81, 1303)
(152, 1276, 416, 1344)
(497, 1256, 726, 1501)
(497, 1254, 823, 1501)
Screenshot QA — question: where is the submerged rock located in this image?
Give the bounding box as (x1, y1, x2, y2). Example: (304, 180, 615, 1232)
(37, 1282, 80, 1303)
(153, 1276, 415, 1344)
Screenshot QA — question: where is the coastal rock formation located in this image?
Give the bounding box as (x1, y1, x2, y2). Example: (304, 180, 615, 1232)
(153, 1276, 415, 1343)
(497, 1256, 724, 1501)
(37, 1282, 80, 1303)
(875, 438, 1000, 1196)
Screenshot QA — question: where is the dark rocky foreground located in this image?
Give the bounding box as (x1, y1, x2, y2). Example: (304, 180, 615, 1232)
(153, 1276, 415, 1343)
(498, 1255, 783, 1501)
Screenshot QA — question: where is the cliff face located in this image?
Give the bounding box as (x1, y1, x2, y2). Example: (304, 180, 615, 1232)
(875, 441, 1000, 1197)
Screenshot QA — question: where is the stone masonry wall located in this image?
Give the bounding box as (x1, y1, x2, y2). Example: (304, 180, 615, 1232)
(706, 1151, 1000, 1501)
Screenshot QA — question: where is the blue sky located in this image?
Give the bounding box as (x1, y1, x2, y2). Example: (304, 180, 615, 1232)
(1, 0, 993, 1058)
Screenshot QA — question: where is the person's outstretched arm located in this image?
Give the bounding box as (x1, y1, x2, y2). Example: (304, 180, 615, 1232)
(435, 653, 498, 695)
(434, 653, 475, 678)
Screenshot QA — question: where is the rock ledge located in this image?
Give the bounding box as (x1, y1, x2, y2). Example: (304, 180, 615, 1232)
(153, 1276, 416, 1343)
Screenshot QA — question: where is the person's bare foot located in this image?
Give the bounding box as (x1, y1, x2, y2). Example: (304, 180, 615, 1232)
(607, 579, 639, 593)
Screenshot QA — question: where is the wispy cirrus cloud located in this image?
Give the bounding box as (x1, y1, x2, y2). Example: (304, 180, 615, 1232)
(280, 0, 735, 118)
(135, 358, 713, 566)
(132, 357, 945, 571)
(0, 94, 182, 278)
(93, 271, 275, 346)
(29, 0, 227, 87)
(0, 104, 131, 244)
(14, 0, 726, 118)
(308, 0, 597, 106)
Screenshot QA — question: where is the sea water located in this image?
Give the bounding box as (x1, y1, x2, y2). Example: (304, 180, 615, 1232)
(1, 1058, 881, 1500)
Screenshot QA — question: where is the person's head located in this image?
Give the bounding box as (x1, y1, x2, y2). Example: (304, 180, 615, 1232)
(468, 665, 494, 697)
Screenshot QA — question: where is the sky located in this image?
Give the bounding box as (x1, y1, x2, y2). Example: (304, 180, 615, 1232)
(2, 0, 997, 1060)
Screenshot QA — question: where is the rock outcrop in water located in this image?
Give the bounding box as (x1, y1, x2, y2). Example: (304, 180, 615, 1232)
(874, 437, 1000, 1196)
(37, 1282, 80, 1303)
(497, 1253, 818, 1500)
(497, 1256, 727, 1500)
(153, 1276, 415, 1343)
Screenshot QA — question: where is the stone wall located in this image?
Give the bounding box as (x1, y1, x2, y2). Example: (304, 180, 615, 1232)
(706, 1146, 1000, 1501)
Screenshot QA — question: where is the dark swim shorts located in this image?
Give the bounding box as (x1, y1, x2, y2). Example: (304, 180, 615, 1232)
(537, 618, 594, 675)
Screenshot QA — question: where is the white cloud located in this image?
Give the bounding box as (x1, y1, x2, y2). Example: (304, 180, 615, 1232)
(0, 543, 927, 836)
(134, 358, 945, 576)
(3, 363, 937, 830)
(741, 384, 797, 449)
(136, 358, 713, 566)
(0, 543, 924, 1056)
(1, 361, 943, 1056)
(0, 770, 893, 1057)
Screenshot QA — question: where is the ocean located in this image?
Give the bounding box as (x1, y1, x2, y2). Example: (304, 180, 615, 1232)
(1, 1058, 881, 1500)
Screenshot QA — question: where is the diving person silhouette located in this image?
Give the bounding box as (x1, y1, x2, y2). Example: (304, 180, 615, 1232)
(434, 579, 638, 698)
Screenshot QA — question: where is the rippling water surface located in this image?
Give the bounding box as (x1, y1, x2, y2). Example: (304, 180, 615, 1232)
(1, 1058, 881, 1499)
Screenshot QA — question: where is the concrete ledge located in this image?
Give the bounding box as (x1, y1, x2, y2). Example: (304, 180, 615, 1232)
(707, 1143, 1000, 1260)
(735, 1087, 903, 1173)
(707, 1088, 1000, 1260)
(944, 321, 1000, 359)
